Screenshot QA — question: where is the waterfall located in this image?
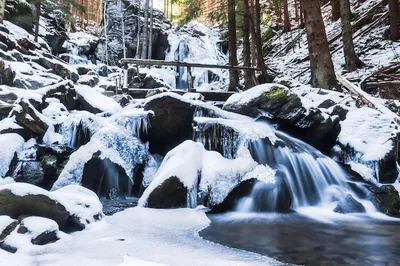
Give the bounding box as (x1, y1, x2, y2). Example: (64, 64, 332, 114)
(236, 121, 371, 213)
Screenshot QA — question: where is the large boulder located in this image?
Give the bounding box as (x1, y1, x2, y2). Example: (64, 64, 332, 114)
(143, 93, 196, 155)
(95, 0, 171, 64)
(0, 183, 103, 231)
(223, 84, 341, 153)
(146, 176, 188, 209)
(368, 185, 400, 217)
(4, 0, 34, 32)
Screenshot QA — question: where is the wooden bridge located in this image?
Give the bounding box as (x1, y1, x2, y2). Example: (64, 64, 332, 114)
(119, 58, 260, 101)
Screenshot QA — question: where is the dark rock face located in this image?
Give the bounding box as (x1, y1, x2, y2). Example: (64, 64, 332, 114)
(146, 176, 188, 208)
(12, 144, 74, 190)
(81, 151, 132, 197)
(143, 94, 195, 155)
(17, 218, 59, 245)
(4, 0, 34, 32)
(368, 185, 400, 217)
(0, 189, 70, 230)
(334, 194, 366, 214)
(223, 85, 341, 154)
(0, 219, 18, 241)
(95, 0, 171, 65)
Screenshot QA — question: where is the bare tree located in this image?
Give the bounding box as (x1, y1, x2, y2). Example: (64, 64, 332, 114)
(228, 0, 239, 91)
(331, 0, 340, 21)
(283, 0, 291, 31)
(34, 0, 41, 42)
(340, 0, 358, 71)
(141, 0, 150, 59)
(148, 0, 154, 59)
(243, 0, 256, 88)
(388, 0, 400, 40)
(303, 0, 338, 89)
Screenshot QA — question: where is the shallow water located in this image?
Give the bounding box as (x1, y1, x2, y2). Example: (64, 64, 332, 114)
(200, 212, 400, 266)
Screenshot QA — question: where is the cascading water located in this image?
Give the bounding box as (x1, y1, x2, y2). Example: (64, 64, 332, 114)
(236, 121, 371, 213)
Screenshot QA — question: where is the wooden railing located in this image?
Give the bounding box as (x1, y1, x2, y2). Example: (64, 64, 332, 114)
(119, 58, 260, 91)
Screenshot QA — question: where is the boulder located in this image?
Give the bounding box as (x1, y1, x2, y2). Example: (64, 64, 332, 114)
(145, 87, 168, 98)
(0, 185, 70, 230)
(4, 0, 34, 31)
(143, 93, 195, 154)
(77, 75, 99, 87)
(0, 59, 14, 86)
(368, 185, 400, 217)
(17, 216, 59, 245)
(334, 194, 366, 214)
(146, 176, 188, 209)
(223, 84, 341, 153)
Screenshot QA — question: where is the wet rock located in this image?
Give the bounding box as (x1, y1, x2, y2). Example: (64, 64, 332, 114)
(12, 99, 48, 139)
(0, 41, 8, 51)
(76, 65, 92, 76)
(14, 161, 45, 187)
(334, 194, 366, 214)
(81, 151, 132, 197)
(318, 99, 336, 109)
(331, 105, 349, 120)
(0, 216, 18, 241)
(368, 185, 400, 217)
(143, 93, 195, 155)
(223, 84, 341, 153)
(146, 176, 188, 209)
(107, 188, 126, 201)
(34, 57, 79, 82)
(111, 94, 134, 107)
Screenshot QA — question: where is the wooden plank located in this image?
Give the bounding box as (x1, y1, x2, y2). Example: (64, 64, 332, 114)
(124, 89, 235, 102)
(120, 58, 260, 71)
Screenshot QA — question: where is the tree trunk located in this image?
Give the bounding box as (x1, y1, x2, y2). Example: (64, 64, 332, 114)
(331, 0, 341, 21)
(254, 0, 268, 77)
(141, 0, 150, 59)
(388, 0, 400, 40)
(80, 0, 85, 29)
(243, 0, 254, 88)
(283, 0, 291, 31)
(299, 0, 304, 27)
(228, 0, 239, 91)
(34, 0, 41, 42)
(148, 0, 154, 59)
(250, 0, 257, 67)
(303, 0, 338, 89)
(340, 0, 358, 71)
(294, 0, 299, 21)
(0, 0, 6, 24)
(136, 1, 142, 59)
(170, 0, 173, 21)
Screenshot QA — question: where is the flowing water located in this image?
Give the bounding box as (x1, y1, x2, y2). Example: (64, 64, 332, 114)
(236, 121, 372, 213)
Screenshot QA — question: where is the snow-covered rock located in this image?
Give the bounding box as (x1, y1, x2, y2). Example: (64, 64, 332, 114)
(0, 133, 25, 178)
(223, 84, 341, 153)
(0, 183, 103, 231)
(0, 216, 18, 240)
(17, 216, 60, 245)
(139, 140, 276, 209)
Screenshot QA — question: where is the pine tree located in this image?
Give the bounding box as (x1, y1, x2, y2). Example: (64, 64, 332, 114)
(340, 0, 358, 71)
(283, 0, 290, 31)
(331, 0, 340, 21)
(388, 0, 400, 40)
(228, 0, 239, 91)
(242, 0, 255, 88)
(303, 0, 338, 89)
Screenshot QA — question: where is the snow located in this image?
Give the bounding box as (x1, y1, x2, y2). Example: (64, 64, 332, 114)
(19, 217, 59, 238)
(0, 133, 25, 178)
(0, 207, 284, 266)
(75, 85, 122, 113)
(338, 107, 395, 161)
(0, 177, 15, 186)
(0, 118, 23, 132)
(139, 140, 276, 208)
